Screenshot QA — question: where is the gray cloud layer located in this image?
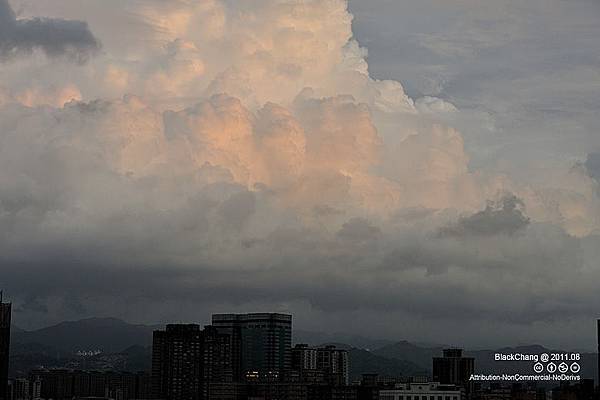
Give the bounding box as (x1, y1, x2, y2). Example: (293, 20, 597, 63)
(0, 0, 99, 61)
(350, 0, 600, 179)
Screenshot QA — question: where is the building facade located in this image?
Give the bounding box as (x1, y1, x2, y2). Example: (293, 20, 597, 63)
(379, 382, 463, 400)
(151, 324, 232, 400)
(211, 313, 292, 382)
(292, 345, 317, 371)
(316, 346, 349, 386)
(0, 297, 11, 400)
(28, 370, 151, 400)
(7, 379, 29, 400)
(292, 345, 349, 386)
(432, 349, 474, 390)
(152, 324, 203, 400)
(201, 326, 233, 393)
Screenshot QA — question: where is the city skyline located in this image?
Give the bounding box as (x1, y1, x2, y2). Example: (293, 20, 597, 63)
(3, 309, 596, 399)
(1, 0, 600, 350)
(4, 308, 600, 356)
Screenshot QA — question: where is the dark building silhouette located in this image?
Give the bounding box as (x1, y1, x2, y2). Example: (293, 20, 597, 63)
(472, 382, 546, 400)
(151, 324, 232, 400)
(551, 379, 593, 400)
(0, 294, 11, 400)
(212, 313, 291, 382)
(242, 381, 357, 400)
(597, 319, 600, 390)
(28, 369, 151, 400)
(7, 378, 30, 400)
(152, 325, 203, 400)
(433, 349, 474, 390)
(201, 326, 233, 391)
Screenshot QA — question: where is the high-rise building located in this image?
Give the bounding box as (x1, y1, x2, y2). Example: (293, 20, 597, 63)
(152, 324, 203, 400)
(292, 344, 317, 371)
(151, 324, 232, 400)
(597, 319, 599, 389)
(292, 345, 349, 386)
(29, 369, 73, 400)
(316, 345, 349, 386)
(201, 326, 233, 392)
(8, 378, 30, 400)
(0, 293, 11, 400)
(433, 349, 474, 390)
(212, 313, 292, 381)
(31, 377, 41, 400)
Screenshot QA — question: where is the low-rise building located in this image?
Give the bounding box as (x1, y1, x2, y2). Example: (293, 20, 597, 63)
(380, 382, 463, 400)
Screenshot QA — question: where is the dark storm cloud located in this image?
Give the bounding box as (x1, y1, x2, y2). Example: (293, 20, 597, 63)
(0, 0, 99, 61)
(439, 194, 530, 237)
(337, 218, 381, 243)
(584, 153, 600, 182)
(1, 200, 589, 330)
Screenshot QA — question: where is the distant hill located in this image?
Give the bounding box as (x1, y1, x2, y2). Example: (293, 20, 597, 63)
(119, 345, 152, 371)
(299, 342, 427, 379)
(9, 318, 158, 375)
(348, 347, 428, 380)
(373, 340, 442, 370)
(12, 317, 160, 354)
(294, 330, 394, 350)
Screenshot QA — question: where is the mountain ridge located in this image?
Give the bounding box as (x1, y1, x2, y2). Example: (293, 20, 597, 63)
(11, 317, 160, 354)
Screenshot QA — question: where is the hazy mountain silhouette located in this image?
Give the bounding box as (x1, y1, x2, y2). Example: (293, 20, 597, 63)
(373, 340, 442, 370)
(347, 347, 428, 380)
(294, 330, 395, 350)
(11, 317, 160, 353)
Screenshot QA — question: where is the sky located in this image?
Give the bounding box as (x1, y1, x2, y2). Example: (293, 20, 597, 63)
(1, 0, 600, 350)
